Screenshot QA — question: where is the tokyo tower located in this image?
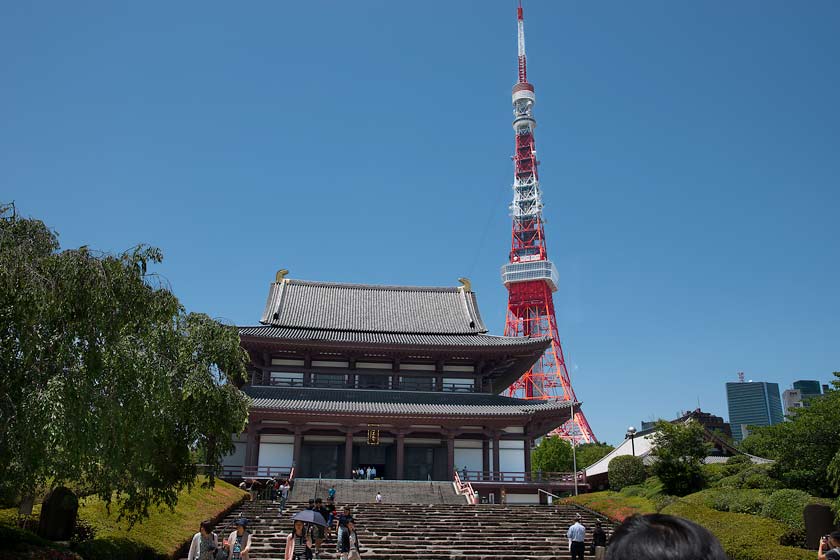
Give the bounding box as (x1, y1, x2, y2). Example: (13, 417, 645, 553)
(501, 2, 597, 444)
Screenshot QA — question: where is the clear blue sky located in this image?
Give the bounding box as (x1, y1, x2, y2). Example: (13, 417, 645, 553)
(3, 1, 838, 444)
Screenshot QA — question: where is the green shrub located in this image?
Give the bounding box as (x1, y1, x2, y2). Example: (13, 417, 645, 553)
(608, 455, 646, 491)
(702, 463, 730, 485)
(726, 454, 753, 467)
(714, 465, 780, 490)
(73, 537, 167, 560)
(683, 488, 770, 514)
(652, 494, 678, 512)
(727, 489, 770, 514)
(761, 488, 810, 540)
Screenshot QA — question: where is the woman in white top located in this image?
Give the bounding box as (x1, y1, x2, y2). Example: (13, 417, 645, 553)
(227, 518, 252, 560)
(187, 520, 218, 560)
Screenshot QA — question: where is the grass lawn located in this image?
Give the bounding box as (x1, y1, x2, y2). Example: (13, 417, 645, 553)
(562, 491, 656, 521)
(1, 477, 247, 559)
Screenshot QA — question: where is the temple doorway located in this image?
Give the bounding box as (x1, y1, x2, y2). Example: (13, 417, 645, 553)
(299, 443, 340, 478)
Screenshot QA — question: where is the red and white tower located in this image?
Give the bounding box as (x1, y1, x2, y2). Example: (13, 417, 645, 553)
(501, 2, 596, 444)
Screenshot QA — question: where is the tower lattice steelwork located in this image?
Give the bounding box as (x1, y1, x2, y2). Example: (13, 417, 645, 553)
(501, 2, 596, 444)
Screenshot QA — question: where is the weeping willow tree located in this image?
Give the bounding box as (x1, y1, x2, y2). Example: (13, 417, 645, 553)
(0, 203, 250, 525)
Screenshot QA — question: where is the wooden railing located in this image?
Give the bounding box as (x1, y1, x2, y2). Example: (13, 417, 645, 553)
(217, 465, 293, 479)
(263, 378, 477, 393)
(457, 470, 586, 485)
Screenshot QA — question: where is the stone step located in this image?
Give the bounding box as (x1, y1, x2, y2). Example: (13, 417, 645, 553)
(194, 500, 612, 560)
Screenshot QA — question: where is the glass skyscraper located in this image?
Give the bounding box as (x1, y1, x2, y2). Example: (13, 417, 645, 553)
(725, 381, 784, 442)
(792, 380, 822, 405)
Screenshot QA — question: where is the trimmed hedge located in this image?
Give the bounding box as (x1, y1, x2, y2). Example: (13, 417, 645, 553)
(0, 524, 82, 559)
(761, 489, 809, 529)
(715, 464, 781, 490)
(608, 455, 646, 491)
(74, 536, 167, 560)
(661, 500, 813, 560)
(679, 488, 771, 515)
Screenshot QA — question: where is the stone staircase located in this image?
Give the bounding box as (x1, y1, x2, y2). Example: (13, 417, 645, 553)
(207, 492, 611, 560)
(290, 478, 468, 505)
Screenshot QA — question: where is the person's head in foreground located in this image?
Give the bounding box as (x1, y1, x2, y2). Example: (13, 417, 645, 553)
(606, 514, 726, 560)
(234, 518, 248, 535)
(293, 520, 305, 536)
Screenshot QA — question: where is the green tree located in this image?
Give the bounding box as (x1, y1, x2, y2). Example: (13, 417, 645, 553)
(0, 204, 251, 524)
(531, 436, 573, 472)
(651, 420, 710, 496)
(575, 442, 616, 469)
(740, 372, 840, 497)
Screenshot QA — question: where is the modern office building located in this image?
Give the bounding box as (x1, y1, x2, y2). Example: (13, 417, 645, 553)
(725, 380, 784, 442)
(782, 389, 804, 417)
(792, 380, 822, 405)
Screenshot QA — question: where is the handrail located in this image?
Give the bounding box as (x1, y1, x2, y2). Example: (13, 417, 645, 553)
(453, 471, 478, 504)
(538, 488, 561, 500)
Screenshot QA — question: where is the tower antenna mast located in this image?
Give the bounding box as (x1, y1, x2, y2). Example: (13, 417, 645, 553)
(501, 2, 597, 444)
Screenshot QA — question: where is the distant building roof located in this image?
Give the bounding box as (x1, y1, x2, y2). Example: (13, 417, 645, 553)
(245, 385, 577, 418)
(585, 424, 772, 479)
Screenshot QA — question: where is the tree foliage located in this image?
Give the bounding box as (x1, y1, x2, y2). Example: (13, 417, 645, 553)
(651, 420, 710, 496)
(0, 204, 251, 523)
(531, 436, 573, 472)
(575, 442, 616, 469)
(739, 373, 840, 497)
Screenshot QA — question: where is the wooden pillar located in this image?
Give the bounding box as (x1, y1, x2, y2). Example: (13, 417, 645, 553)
(245, 421, 258, 470)
(492, 433, 501, 480)
(524, 437, 533, 478)
(446, 433, 455, 477)
(293, 428, 303, 469)
(344, 430, 354, 479)
(396, 433, 405, 480)
(482, 437, 490, 479)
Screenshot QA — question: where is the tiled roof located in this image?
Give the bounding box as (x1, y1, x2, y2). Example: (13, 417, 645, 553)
(259, 279, 487, 334)
(244, 386, 576, 417)
(239, 325, 550, 349)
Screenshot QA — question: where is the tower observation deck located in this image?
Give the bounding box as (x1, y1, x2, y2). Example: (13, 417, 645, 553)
(501, 3, 596, 444)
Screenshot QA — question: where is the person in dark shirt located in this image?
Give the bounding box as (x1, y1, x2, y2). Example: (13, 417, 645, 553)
(592, 520, 608, 560)
(324, 497, 337, 537)
(313, 498, 330, 559)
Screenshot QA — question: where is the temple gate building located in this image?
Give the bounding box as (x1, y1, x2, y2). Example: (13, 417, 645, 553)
(226, 272, 579, 490)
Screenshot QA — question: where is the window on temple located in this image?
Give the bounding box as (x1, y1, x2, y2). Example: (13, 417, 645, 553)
(313, 373, 346, 388)
(270, 371, 304, 387)
(357, 374, 390, 390)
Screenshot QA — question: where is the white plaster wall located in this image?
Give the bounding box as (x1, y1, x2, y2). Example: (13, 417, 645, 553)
(258, 443, 294, 467)
(499, 440, 525, 473)
(454, 448, 483, 472)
